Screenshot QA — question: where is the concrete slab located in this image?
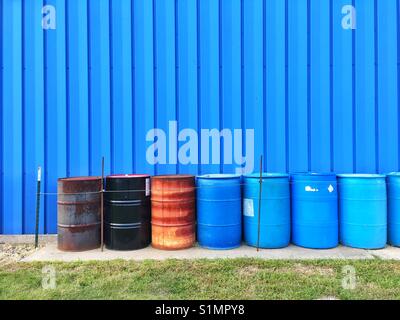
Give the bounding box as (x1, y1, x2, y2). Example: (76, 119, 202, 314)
(22, 243, 380, 262)
(367, 246, 400, 260)
(0, 234, 56, 244)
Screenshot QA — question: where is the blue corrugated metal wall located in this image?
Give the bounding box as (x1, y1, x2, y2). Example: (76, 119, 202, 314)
(1, 0, 399, 234)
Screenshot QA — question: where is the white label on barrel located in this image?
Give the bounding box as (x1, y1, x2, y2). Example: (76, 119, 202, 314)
(145, 178, 150, 196)
(305, 186, 319, 192)
(243, 199, 254, 217)
(328, 184, 334, 193)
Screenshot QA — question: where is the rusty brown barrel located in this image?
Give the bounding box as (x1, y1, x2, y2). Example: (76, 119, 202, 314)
(57, 177, 102, 252)
(151, 175, 196, 250)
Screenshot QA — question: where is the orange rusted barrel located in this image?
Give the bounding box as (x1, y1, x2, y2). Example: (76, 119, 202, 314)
(151, 175, 196, 250)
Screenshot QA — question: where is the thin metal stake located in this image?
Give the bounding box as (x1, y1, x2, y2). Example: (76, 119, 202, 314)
(257, 156, 263, 252)
(35, 166, 42, 249)
(101, 157, 105, 252)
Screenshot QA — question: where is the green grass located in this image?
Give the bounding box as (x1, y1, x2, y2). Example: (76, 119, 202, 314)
(1, 259, 400, 300)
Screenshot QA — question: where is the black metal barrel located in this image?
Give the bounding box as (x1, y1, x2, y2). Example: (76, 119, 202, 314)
(57, 177, 102, 252)
(104, 174, 151, 250)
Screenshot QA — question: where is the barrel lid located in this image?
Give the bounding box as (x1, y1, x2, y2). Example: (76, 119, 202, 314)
(337, 174, 386, 179)
(58, 176, 101, 182)
(387, 172, 400, 177)
(291, 172, 336, 181)
(244, 173, 289, 179)
(197, 174, 241, 179)
(107, 174, 150, 179)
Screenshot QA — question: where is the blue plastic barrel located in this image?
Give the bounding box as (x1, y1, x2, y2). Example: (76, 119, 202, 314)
(338, 174, 387, 249)
(197, 174, 242, 249)
(291, 173, 338, 249)
(243, 173, 290, 249)
(387, 173, 400, 247)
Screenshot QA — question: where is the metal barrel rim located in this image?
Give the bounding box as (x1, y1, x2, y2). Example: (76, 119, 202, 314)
(337, 174, 386, 179)
(106, 174, 151, 179)
(58, 176, 102, 182)
(243, 172, 289, 179)
(197, 174, 241, 180)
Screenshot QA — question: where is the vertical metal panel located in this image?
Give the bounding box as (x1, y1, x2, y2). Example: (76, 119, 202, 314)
(110, 0, 133, 174)
(310, 0, 331, 172)
(23, 0, 45, 234)
(221, 0, 241, 174)
(155, 0, 176, 175)
(377, 0, 399, 173)
(265, 0, 287, 172)
(1, 0, 400, 234)
(199, 0, 220, 174)
(355, 0, 376, 173)
(133, 0, 155, 175)
(67, 0, 89, 177)
(288, 0, 308, 173)
(243, 0, 264, 169)
(0, 0, 3, 234)
(332, 0, 354, 173)
(2, 0, 23, 234)
(88, 0, 111, 176)
(44, 0, 67, 234)
(177, 0, 198, 175)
